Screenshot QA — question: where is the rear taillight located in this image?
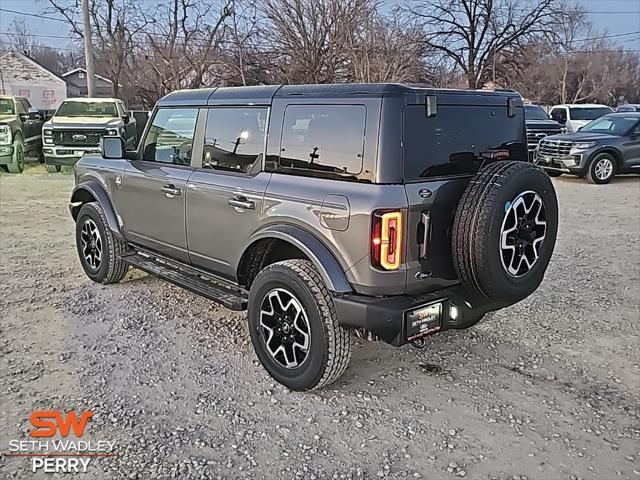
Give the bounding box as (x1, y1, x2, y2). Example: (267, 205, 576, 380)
(371, 210, 403, 270)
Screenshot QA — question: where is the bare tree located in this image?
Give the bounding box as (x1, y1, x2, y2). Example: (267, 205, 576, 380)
(47, 0, 152, 98)
(3, 18, 81, 76)
(258, 0, 368, 84)
(346, 8, 433, 83)
(137, 0, 232, 97)
(403, 0, 566, 89)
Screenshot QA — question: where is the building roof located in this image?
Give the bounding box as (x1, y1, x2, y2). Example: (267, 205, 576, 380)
(157, 83, 523, 107)
(62, 68, 113, 85)
(0, 50, 67, 85)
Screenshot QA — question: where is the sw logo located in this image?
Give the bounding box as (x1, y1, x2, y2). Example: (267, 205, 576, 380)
(30, 410, 94, 438)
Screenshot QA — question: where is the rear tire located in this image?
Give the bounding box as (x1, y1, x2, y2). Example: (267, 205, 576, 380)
(76, 202, 129, 284)
(248, 259, 351, 391)
(452, 161, 558, 304)
(587, 153, 616, 184)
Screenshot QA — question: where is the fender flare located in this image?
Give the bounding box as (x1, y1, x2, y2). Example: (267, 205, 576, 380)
(69, 180, 124, 241)
(242, 224, 353, 294)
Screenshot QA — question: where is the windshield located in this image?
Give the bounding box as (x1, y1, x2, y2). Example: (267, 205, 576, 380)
(56, 101, 118, 117)
(0, 98, 15, 115)
(524, 105, 549, 120)
(569, 107, 612, 121)
(581, 115, 639, 135)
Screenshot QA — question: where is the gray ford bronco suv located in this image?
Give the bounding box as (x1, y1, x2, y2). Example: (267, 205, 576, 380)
(70, 84, 558, 391)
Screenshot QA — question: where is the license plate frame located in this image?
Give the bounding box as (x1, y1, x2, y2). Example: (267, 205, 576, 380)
(405, 302, 442, 341)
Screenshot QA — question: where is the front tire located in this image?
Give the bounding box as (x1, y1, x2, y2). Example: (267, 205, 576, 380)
(546, 170, 562, 177)
(75, 202, 129, 283)
(587, 153, 616, 184)
(248, 259, 351, 391)
(45, 163, 61, 173)
(7, 137, 24, 173)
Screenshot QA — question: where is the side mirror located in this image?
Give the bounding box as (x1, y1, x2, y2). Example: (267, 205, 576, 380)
(27, 107, 40, 120)
(101, 136, 125, 159)
(121, 114, 130, 124)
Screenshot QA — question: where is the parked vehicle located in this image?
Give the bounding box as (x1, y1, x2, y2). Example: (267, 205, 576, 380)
(524, 104, 564, 159)
(0, 95, 44, 173)
(534, 112, 640, 184)
(42, 98, 137, 173)
(548, 104, 613, 133)
(69, 84, 558, 390)
(616, 104, 640, 113)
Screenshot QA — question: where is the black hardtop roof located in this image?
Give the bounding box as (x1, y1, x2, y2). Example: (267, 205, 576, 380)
(157, 83, 523, 107)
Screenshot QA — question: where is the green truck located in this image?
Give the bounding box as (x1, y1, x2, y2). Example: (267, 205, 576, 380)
(0, 96, 44, 173)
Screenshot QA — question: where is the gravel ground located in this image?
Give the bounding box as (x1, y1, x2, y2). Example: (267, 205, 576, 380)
(1, 168, 639, 480)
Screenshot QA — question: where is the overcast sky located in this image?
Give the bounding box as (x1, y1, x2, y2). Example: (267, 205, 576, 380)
(0, 0, 639, 52)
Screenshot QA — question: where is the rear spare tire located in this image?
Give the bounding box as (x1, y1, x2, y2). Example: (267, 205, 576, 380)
(452, 161, 558, 304)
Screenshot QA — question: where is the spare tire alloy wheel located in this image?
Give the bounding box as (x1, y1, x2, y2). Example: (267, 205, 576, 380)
(259, 288, 311, 369)
(500, 191, 547, 277)
(452, 161, 558, 305)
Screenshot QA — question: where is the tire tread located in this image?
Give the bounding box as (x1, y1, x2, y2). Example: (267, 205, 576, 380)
(257, 259, 351, 390)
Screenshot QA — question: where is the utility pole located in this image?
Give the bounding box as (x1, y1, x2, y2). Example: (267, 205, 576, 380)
(81, 0, 96, 97)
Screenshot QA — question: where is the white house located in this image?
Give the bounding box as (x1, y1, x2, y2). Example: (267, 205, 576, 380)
(0, 50, 67, 110)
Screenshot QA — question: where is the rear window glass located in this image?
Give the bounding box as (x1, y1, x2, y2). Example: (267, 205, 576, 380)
(279, 104, 365, 179)
(403, 105, 526, 181)
(568, 107, 612, 120)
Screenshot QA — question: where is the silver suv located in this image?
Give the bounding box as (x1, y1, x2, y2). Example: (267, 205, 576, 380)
(70, 84, 558, 390)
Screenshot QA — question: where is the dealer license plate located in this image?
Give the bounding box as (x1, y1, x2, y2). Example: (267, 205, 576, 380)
(405, 303, 442, 341)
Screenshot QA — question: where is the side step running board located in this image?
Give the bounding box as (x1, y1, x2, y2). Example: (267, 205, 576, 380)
(120, 251, 248, 311)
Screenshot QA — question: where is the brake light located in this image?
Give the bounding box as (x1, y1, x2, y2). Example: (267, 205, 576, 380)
(371, 210, 403, 270)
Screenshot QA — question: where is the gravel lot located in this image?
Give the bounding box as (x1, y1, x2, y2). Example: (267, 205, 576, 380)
(1, 168, 639, 480)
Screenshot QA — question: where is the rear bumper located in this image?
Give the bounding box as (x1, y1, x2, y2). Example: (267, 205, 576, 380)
(333, 285, 505, 346)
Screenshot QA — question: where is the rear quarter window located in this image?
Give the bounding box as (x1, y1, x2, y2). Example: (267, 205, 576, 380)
(278, 104, 366, 180)
(403, 104, 526, 181)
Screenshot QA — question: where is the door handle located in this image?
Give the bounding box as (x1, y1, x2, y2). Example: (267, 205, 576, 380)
(228, 196, 255, 210)
(161, 185, 182, 197)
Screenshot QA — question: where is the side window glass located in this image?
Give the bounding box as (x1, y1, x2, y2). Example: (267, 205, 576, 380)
(142, 108, 198, 165)
(16, 100, 27, 115)
(558, 109, 567, 123)
(279, 105, 365, 179)
(202, 107, 267, 173)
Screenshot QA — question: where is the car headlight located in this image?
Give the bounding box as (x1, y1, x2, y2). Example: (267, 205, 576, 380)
(107, 128, 118, 136)
(571, 142, 597, 150)
(0, 125, 12, 145)
(43, 128, 54, 145)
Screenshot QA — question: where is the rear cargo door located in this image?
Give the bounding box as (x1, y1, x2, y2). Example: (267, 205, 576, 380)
(402, 100, 527, 294)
